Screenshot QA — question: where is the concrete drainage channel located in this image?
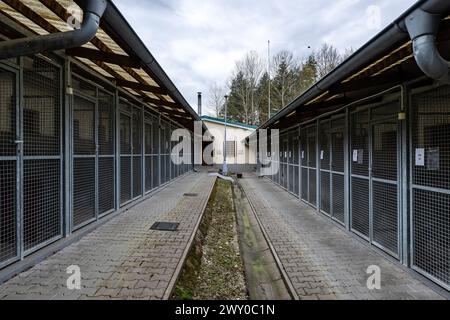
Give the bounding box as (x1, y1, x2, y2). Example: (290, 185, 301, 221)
(233, 182, 293, 300)
(171, 177, 292, 300)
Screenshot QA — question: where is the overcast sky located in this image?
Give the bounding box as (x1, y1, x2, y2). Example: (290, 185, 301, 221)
(113, 0, 417, 115)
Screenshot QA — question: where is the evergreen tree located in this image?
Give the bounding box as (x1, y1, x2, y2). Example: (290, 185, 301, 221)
(215, 44, 350, 126)
(299, 54, 318, 93)
(256, 72, 270, 123)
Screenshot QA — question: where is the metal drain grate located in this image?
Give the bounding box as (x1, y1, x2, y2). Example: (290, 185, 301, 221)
(150, 222, 179, 231)
(183, 193, 198, 197)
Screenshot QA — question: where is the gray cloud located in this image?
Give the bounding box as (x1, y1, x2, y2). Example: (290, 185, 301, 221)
(113, 0, 417, 115)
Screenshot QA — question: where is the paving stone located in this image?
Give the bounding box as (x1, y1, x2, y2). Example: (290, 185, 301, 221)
(239, 174, 445, 300)
(0, 172, 216, 300)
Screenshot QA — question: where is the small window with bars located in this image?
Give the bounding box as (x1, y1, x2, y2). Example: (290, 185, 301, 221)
(225, 140, 236, 158)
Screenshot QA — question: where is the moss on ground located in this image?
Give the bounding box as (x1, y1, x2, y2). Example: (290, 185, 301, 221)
(172, 179, 248, 300)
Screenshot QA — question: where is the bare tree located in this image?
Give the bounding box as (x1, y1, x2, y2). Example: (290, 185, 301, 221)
(342, 47, 355, 61)
(208, 83, 225, 117)
(271, 50, 300, 109)
(315, 43, 342, 79)
(234, 51, 264, 124)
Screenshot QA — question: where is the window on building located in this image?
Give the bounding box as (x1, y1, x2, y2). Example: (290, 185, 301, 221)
(225, 140, 236, 158)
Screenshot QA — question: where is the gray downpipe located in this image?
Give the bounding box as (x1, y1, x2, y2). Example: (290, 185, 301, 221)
(0, 0, 107, 60)
(405, 1, 450, 82)
(257, 0, 450, 129)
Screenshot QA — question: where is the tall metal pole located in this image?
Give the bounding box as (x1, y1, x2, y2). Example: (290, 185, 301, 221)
(223, 95, 228, 175)
(268, 40, 271, 121)
(251, 88, 254, 125)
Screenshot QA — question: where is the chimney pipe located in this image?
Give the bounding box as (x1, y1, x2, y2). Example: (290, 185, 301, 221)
(197, 92, 202, 116)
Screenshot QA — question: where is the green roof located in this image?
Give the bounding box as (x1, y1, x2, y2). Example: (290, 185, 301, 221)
(201, 115, 257, 130)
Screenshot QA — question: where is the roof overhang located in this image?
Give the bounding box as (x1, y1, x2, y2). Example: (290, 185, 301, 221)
(201, 116, 257, 131)
(0, 0, 202, 131)
(254, 0, 450, 135)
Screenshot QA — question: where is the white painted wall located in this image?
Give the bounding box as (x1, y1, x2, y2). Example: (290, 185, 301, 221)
(202, 120, 256, 165)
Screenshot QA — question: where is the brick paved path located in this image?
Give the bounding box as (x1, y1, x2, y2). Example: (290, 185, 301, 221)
(239, 174, 445, 300)
(0, 172, 216, 300)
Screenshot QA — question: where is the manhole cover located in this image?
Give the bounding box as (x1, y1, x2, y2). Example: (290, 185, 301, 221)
(183, 193, 198, 197)
(150, 222, 179, 231)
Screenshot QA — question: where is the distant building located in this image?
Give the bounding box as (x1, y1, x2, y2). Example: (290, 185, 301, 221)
(201, 116, 256, 172)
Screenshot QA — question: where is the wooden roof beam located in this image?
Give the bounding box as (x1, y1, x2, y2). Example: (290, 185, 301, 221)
(66, 47, 141, 68)
(329, 69, 405, 95)
(109, 77, 168, 95)
(143, 96, 180, 109)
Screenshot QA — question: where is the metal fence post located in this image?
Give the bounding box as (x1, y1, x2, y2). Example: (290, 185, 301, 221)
(344, 107, 350, 231)
(64, 59, 72, 235)
(316, 119, 320, 212)
(115, 89, 120, 210)
(95, 88, 99, 220)
(158, 114, 161, 186)
(400, 84, 409, 266)
(141, 104, 145, 196)
(17, 57, 24, 258)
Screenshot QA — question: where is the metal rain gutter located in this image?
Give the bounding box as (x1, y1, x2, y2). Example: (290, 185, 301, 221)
(0, 0, 107, 60)
(405, 0, 450, 82)
(257, 0, 450, 130)
(102, 1, 201, 123)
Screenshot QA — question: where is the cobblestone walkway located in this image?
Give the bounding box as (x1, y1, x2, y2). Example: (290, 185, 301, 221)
(239, 174, 445, 300)
(0, 172, 216, 300)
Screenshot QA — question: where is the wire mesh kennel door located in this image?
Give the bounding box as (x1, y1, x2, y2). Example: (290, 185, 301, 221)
(330, 127, 345, 225)
(120, 103, 132, 205)
(411, 86, 450, 290)
(351, 101, 400, 258)
(350, 110, 370, 240)
(22, 57, 62, 254)
(132, 106, 143, 199)
(0, 65, 19, 267)
(73, 94, 96, 228)
(319, 120, 331, 216)
(371, 119, 399, 258)
(144, 112, 153, 193)
(307, 128, 317, 207)
(281, 135, 288, 190)
(1, 57, 63, 266)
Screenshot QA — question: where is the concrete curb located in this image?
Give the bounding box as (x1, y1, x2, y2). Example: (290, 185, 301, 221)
(162, 174, 217, 300)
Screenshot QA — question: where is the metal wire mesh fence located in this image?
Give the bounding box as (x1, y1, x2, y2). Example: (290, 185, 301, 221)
(98, 90, 115, 215)
(73, 94, 96, 227)
(0, 67, 17, 265)
(22, 56, 62, 252)
(120, 105, 132, 205)
(411, 86, 450, 289)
